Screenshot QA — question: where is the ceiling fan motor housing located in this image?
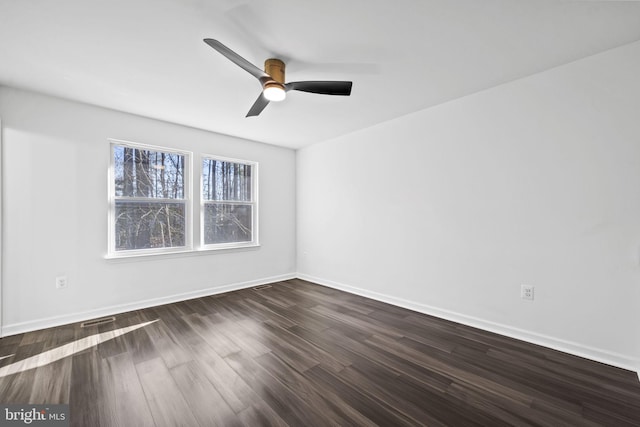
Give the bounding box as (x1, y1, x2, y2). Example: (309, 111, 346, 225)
(264, 58, 286, 85)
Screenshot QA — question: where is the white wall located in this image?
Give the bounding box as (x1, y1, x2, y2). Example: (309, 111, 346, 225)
(0, 87, 296, 335)
(297, 41, 640, 370)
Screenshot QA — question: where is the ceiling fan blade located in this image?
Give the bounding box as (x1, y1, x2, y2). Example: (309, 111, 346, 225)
(285, 81, 352, 96)
(203, 39, 270, 81)
(246, 93, 270, 117)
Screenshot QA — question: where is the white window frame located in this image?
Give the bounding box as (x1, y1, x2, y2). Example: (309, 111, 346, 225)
(107, 139, 193, 258)
(200, 154, 259, 251)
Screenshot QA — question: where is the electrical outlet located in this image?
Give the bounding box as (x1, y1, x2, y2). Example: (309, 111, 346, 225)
(56, 275, 68, 289)
(521, 284, 534, 301)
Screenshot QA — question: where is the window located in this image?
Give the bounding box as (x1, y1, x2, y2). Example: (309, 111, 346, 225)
(201, 156, 257, 248)
(108, 141, 258, 257)
(109, 141, 191, 255)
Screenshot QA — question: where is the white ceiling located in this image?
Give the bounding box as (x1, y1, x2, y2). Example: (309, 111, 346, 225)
(1, 0, 640, 149)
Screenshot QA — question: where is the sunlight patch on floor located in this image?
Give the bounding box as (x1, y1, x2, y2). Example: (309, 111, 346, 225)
(0, 320, 158, 378)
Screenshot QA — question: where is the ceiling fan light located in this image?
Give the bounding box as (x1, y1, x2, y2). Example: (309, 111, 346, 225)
(263, 83, 286, 102)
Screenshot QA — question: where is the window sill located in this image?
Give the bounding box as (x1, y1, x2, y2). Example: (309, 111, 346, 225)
(104, 243, 260, 262)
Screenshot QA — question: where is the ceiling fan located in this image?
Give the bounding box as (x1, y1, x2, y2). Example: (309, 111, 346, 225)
(203, 39, 353, 117)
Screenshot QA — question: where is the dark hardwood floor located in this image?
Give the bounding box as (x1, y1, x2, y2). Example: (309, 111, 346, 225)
(1, 279, 639, 426)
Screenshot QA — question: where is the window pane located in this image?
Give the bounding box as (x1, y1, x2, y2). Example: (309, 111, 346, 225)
(202, 158, 252, 201)
(204, 203, 252, 244)
(114, 145, 185, 198)
(115, 201, 185, 250)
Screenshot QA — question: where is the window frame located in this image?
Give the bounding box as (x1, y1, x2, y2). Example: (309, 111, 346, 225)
(199, 154, 259, 251)
(107, 139, 193, 258)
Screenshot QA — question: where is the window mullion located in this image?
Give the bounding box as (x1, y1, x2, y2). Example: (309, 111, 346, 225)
(115, 196, 187, 203)
(202, 200, 255, 205)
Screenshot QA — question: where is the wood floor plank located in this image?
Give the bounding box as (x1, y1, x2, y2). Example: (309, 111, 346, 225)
(42, 324, 76, 352)
(18, 328, 49, 346)
(1, 341, 45, 403)
(217, 318, 272, 359)
(151, 305, 204, 348)
(286, 324, 357, 368)
(582, 401, 640, 427)
(182, 313, 241, 358)
(141, 319, 194, 369)
(321, 327, 455, 393)
(124, 316, 160, 365)
(312, 303, 405, 340)
(339, 359, 449, 426)
(254, 351, 374, 425)
(261, 320, 345, 372)
(304, 363, 418, 426)
(28, 357, 71, 404)
(136, 357, 199, 427)
(239, 297, 298, 329)
(188, 340, 258, 414)
(237, 399, 290, 427)
(0, 333, 23, 354)
(170, 360, 240, 427)
(69, 349, 104, 427)
(101, 352, 155, 427)
(96, 327, 130, 361)
(444, 382, 545, 427)
(394, 372, 510, 427)
(224, 351, 347, 426)
(246, 295, 332, 332)
(365, 332, 536, 406)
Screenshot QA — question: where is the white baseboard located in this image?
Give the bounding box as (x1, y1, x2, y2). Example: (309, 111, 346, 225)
(1, 273, 296, 337)
(297, 273, 640, 374)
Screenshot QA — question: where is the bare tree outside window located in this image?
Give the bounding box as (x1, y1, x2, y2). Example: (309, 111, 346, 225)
(113, 145, 187, 251)
(202, 158, 254, 245)
(109, 143, 256, 257)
